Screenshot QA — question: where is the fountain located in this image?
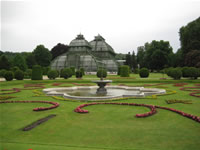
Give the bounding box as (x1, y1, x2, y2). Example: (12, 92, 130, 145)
(43, 70, 166, 101)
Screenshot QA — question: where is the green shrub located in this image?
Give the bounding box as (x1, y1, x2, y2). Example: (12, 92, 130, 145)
(24, 69, 32, 79)
(4, 71, 14, 81)
(97, 69, 107, 79)
(47, 70, 58, 79)
(139, 68, 149, 78)
(182, 67, 190, 78)
(120, 65, 130, 77)
(31, 65, 43, 80)
(187, 67, 200, 79)
(170, 68, 182, 80)
(76, 70, 83, 78)
(80, 68, 85, 76)
(14, 69, 24, 80)
(61, 68, 72, 79)
(0, 69, 6, 77)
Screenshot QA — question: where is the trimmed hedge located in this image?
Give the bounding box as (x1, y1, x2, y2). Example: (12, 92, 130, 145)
(4, 71, 14, 81)
(120, 65, 130, 77)
(14, 69, 24, 80)
(139, 68, 149, 78)
(31, 65, 43, 80)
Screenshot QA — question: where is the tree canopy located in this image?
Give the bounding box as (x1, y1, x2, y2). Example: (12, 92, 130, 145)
(33, 45, 52, 67)
(51, 43, 69, 60)
(179, 17, 200, 56)
(13, 54, 27, 71)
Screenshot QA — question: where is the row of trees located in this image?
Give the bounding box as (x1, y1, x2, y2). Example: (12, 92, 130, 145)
(125, 17, 200, 71)
(0, 43, 69, 71)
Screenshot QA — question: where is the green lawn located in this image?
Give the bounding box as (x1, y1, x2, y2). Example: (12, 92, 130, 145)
(0, 73, 200, 150)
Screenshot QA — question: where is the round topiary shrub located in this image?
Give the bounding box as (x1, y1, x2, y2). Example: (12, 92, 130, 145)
(31, 65, 43, 80)
(47, 70, 58, 79)
(14, 69, 24, 80)
(0, 69, 6, 78)
(4, 71, 14, 81)
(170, 68, 182, 80)
(139, 68, 149, 78)
(76, 70, 83, 78)
(120, 65, 130, 77)
(97, 69, 107, 79)
(60, 68, 72, 79)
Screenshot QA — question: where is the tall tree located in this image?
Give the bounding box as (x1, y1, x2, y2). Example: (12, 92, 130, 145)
(179, 17, 200, 56)
(51, 43, 69, 60)
(184, 50, 200, 68)
(136, 46, 145, 68)
(125, 52, 132, 69)
(13, 54, 27, 71)
(144, 40, 173, 71)
(33, 45, 52, 67)
(131, 51, 137, 70)
(0, 55, 11, 70)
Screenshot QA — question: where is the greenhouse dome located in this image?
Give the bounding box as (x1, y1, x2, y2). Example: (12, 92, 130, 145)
(51, 34, 119, 72)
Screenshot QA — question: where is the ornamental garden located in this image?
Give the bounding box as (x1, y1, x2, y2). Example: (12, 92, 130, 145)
(0, 17, 200, 150)
(0, 69, 200, 150)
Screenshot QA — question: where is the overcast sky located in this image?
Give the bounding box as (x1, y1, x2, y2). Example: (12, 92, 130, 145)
(1, 0, 200, 54)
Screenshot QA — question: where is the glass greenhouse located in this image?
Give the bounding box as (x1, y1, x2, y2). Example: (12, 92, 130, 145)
(51, 34, 119, 72)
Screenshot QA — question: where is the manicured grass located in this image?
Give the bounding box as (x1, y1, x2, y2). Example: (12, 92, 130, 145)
(0, 74, 200, 150)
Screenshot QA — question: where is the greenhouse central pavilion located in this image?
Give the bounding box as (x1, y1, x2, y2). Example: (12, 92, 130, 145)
(51, 34, 119, 72)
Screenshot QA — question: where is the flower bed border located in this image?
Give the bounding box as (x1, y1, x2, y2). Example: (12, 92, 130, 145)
(74, 102, 200, 123)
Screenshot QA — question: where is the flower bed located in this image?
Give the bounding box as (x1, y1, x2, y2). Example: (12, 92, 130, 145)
(173, 83, 188, 87)
(74, 102, 157, 117)
(0, 100, 59, 111)
(180, 86, 200, 98)
(0, 88, 21, 95)
(74, 102, 200, 123)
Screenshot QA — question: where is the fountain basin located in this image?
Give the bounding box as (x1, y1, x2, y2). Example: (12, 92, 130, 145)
(43, 86, 166, 101)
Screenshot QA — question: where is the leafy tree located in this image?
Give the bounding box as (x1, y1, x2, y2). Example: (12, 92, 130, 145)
(13, 54, 27, 71)
(144, 40, 173, 71)
(179, 17, 200, 57)
(33, 45, 52, 67)
(51, 43, 69, 60)
(184, 50, 200, 68)
(0, 55, 11, 70)
(26, 53, 37, 69)
(131, 51, 137, 71)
